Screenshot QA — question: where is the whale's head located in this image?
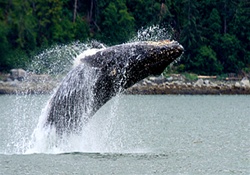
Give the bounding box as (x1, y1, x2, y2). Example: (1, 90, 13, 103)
(121, 40, 184, 88)
(82, 40, 184, 90)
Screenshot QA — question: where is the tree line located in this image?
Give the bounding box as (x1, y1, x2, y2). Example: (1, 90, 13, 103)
(0, 0, 249, 75)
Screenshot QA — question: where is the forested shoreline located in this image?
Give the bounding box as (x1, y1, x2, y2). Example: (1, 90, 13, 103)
(0, 0, 249, 76)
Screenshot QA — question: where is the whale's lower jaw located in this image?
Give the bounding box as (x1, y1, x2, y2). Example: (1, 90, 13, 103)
(44, 40, 184, 135)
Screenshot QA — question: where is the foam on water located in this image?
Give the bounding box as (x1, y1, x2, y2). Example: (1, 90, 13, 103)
(25, 96, 144, 154)
(27, 64, 101, 154)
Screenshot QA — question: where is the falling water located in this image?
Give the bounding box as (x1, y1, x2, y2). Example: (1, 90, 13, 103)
(6, 25, 174, 154)
(131, 25, 173, 42)
(28, 40, 106, 75)
(27, 63, 102, 153)
(3, 41, 105, 154)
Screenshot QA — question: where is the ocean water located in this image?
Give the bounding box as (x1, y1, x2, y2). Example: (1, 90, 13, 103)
(0, 95, 249, 174)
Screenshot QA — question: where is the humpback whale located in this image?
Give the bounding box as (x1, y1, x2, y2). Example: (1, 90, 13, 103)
(44, 40, 184, 135)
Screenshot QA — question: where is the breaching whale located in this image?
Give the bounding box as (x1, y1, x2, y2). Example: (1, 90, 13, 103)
(44, 40, 184, 135)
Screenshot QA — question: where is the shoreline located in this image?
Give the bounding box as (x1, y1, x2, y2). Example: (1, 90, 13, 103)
(1, 76, 250, 95)
(126, 83, 250, 95)
(1, 69, 250, 95)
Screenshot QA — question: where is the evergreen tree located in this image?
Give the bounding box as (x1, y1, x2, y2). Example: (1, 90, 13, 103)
(218, 34, 242, 73)
(0, 0, 249, 74)
(96, 0, 135, 44)
(0, 21, 11, 71)
(178, 0, 202, 73)
(160, 1, 185, 40)
(35, 0, 74, 46)
(232, 0, 250, 71)
(204, 8, 221, 39)
(8, 0, 37, 51)
(126, 0, 161, 30)
(192, 46, 223, 75)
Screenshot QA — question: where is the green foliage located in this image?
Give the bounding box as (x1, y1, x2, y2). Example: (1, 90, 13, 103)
(36, 0, 68, 44)
(10, 0, 37, 50)
(182, 73, 198, 81)
(193, 46, 223, 75)
(126, 0, 161, 30)
(216, 73, 229, 80)
(0, 0, 249, 76)
(0, 47, 29, 71)
(176, 64, 185, 72)
(205, 8, 221, 37)
(0, 21, 11, 71)
(6, 49, 30, 69)
(73, 17, 90, 41)
(218, 34, 242, 73)
(232, 1, 250, 69)
(242, 67, 250, 74)
(175, 0, 249, 75)
(96, 0, 135, 44)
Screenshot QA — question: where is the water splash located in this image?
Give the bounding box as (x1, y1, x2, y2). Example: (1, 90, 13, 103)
(27, 63, 102, 153)
(26, 95, 143, 154)
(5, 41, 104, 154)
(3, 95, 49, 154)
(130, 25, 182, 67)
(130, 25, 180, 72)
(130, 25, 173, 42)
(8, 25, 176, 154)
(28, 41, 82, 75)
(26, 45, 128, 154)
(28, 40, 106, 75)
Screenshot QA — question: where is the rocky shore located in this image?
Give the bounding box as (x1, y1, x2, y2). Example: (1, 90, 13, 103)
(0, 69, 250, 95)
(0, 69, 58, 94)
(127, 76, 250, 95)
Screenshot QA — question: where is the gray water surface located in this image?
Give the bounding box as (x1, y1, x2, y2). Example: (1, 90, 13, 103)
(0, 95, 249, 174)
